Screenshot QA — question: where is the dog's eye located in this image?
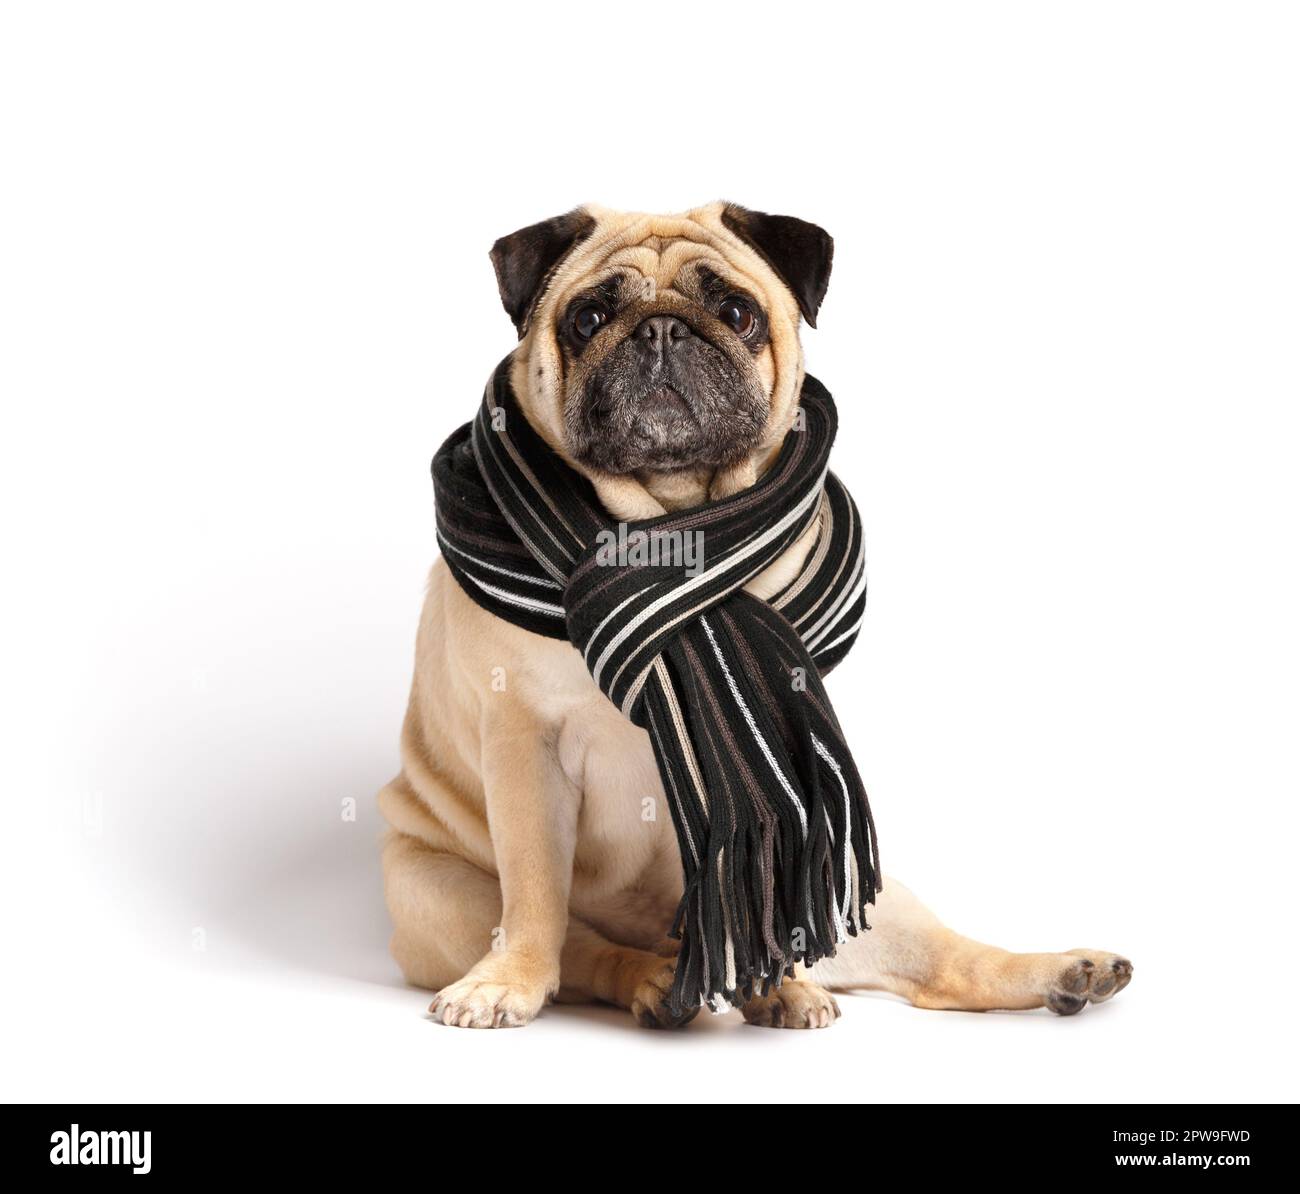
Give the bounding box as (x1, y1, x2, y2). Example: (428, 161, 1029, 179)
(719, 296, 756, 338)
(572, 304, 609, 340)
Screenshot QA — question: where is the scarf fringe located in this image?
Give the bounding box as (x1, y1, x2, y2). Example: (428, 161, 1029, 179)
(645, 608, 879, 1015)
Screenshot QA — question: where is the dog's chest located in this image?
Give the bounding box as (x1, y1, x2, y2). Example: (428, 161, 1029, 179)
(530, 641, 674, 883)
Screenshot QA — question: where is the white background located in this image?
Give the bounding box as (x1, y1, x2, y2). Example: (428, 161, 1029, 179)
(3, 2, 1297, 1104)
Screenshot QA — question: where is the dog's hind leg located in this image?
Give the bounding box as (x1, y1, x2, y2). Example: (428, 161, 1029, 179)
(811, 877, 1133, 1015)
(383, 827, 695, 1028)
(558, 921, 698, 1028)
(739, 963, 843, 1029)
(382, 829, 506, 996)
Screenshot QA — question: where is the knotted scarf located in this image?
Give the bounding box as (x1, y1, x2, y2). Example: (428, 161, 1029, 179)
(432, 357, 879, 1014)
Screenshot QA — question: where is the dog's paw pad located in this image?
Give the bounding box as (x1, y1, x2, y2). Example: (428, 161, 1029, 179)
(1046, 986, 1088, 1016)
(1047, 950, 1134, 1014)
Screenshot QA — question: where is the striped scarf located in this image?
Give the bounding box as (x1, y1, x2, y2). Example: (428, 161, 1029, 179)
(432, 358, 879, 1014)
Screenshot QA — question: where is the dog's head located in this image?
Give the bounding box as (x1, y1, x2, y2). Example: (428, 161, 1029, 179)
(490, 203, 832, 507)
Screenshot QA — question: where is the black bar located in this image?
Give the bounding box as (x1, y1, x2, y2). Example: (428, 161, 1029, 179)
(5, 1105, 1283, 1180)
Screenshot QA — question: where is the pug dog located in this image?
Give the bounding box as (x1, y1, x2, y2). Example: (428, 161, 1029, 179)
(378, 202, 1133, 1029)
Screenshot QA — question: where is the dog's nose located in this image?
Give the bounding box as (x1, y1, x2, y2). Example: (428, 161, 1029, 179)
(635, 315, 690, 349)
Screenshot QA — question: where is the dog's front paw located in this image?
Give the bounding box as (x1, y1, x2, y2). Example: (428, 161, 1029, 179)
(742, 980, 840, 1029)
(429, 956, 557, 1029)
(629, 960, 699, 1029)
(1046, 950, 1134, 1016)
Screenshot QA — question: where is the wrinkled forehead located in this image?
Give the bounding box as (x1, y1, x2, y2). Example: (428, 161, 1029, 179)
(541, 209, 797, 317)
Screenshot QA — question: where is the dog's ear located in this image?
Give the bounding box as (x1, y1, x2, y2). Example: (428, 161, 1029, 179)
(721, 204, 834, 328)
(490, 208, 596, 338)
